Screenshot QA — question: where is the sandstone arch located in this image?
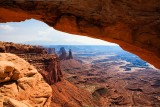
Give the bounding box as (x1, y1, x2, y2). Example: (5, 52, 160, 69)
(0, 0, 160, 68)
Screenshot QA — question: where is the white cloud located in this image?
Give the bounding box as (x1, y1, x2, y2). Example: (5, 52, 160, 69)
(0, 25, 14, 31)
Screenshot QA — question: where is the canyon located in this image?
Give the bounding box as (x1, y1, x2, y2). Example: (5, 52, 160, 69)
(0, 42, 159, 106)
(0, 1, 160, 106)
(59, 45, 160, 106)
(0, 42, 99, 107)
(0, 0, 160, 68)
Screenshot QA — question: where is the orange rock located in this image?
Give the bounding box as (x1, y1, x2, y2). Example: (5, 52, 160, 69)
(0, 53, 52, 107)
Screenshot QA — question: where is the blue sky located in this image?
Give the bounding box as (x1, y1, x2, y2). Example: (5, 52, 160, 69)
(0, 19, 117, 45)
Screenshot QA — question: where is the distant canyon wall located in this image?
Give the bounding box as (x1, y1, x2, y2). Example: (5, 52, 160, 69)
(0, 0, 160, 68)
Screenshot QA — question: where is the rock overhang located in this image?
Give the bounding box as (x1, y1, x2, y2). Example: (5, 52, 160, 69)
(0, 0, 160, 68)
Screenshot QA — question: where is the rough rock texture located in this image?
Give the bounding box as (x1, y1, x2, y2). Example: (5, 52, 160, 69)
(0, 42, 63, 84)
(19, 53, 63, 85)
(51, 80, 97, 107)
(0, 53, 52, 107)
(0, 42, 98, 107)
(47, 57, 63, 84)
(0, 0, 160, 68)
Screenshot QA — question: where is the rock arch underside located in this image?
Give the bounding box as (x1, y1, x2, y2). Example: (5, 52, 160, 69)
(0, 0, 160, 68)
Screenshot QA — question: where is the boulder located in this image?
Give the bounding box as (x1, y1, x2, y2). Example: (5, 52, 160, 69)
(0, 53, 52, 107)
(0, 61, 19, 83)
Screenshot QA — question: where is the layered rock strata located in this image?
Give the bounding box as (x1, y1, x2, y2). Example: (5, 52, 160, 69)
(0, 42, 47, 54)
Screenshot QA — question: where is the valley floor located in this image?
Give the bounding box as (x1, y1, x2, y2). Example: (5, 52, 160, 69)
(61, 59, 160, 106)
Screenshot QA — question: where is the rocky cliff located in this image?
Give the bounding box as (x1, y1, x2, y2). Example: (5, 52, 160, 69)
(0, 0, 160, 68)
(0, 53, 52, 107)
(0, 42, 63, 84)
(0, 42, 99, 107)
(0, 42, 47, 54)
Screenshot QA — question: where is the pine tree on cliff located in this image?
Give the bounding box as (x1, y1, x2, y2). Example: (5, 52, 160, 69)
(67, 49, 73, 59)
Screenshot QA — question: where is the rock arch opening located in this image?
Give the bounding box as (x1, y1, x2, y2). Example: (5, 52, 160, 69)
(0, 1, 160, 106)
(0, 18, 156, 69)
(0, 18, 158, 82)
(0, 19, 160, 106)
(0, 0, 160, 68)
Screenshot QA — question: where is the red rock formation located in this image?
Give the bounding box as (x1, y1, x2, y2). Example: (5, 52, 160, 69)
(58, 48, 73, 60)
(48, 57, 63, 84)
(0, 42, 63, 84)
(0, 42, 47, 54)
(58, 47, 67, 60)
(0, 0, 160, 68)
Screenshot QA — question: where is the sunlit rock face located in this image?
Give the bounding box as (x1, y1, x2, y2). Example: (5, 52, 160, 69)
(0, 0, 160, 68)
(0, 42, 63, 84)
(0, 53, 52, 107)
